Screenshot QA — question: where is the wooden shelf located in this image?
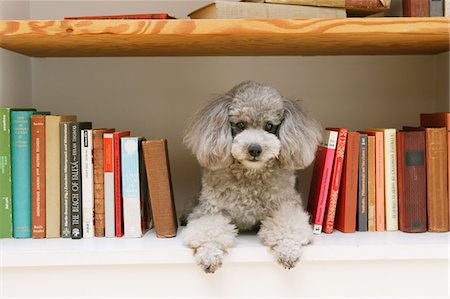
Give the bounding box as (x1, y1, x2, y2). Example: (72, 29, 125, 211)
(0, 18, 449, 57)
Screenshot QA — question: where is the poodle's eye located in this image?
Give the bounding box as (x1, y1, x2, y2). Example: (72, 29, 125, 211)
(265, 122, 277, 134)
(236, 122, 246, 130)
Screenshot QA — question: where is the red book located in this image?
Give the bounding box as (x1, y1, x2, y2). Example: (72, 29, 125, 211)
(397, 130, 427, 233)
(334, 132, 360, 233)
(64, 14, 176, 20)
(307, 130, 338, 234)
(403, 0, 429, 17)
(113, 131, 131, 237)
(322, 128, 348, 234)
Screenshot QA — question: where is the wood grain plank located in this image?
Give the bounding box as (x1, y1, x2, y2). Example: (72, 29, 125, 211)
(0, 18, 448, 57)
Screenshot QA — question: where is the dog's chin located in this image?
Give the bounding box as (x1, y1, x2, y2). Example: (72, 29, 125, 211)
(239, 159, 267, 170)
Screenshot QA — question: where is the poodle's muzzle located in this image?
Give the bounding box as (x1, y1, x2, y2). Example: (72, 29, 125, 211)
(230, 128, 281, 169)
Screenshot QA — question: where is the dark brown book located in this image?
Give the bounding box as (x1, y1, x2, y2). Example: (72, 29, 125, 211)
(425, 127, 449, 232)
(31, 115, 46, 238)
(403, 0, 429, 16)
(335, 132, 360, 233)
(93, 128, 114, 237)
(397, 130, 427, 233)
(142, 139, 178, 238)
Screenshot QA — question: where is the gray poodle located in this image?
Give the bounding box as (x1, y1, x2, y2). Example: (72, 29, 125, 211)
(181, 81, 322, 273)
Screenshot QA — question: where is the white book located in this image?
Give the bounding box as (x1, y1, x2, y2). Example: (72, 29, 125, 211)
(81, 129, 94, 238)
(103, 133, 115, 238)
(446, 0, 450, 16)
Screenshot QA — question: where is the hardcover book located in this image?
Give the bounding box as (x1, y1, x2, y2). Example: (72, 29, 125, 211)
(323, 128, 348, 234)
(366, 135, 376, 232)
(81, 128, 94, 238)
(357, 134, 368, 232)
(93, 128, 115, 237)
(71, 122, 92, 239)
(142, 139, 178, 238)
(429, 0, 444, 16)
(45, 115, 77, 238)
(113, 131, 131, 237)
(307, 130, 338, 234)
(0, 108, 35, 238)
(121, 137, 151, 238)
(403, 0, 429, 16)
(60, 122, 72, 238)
(335, 132, 360, 233)
(104, 132, 116, 238)
(397, 130, 427, 233)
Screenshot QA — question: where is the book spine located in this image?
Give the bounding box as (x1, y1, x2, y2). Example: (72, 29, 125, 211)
(93, 130, 106, 237)
(0, 109, 13, 238)
(142, 140, 178, 238)
(429, 0, 444, 16)
(31, 115, 46, 238)
(323, 128, 347, 234)
(384, 129, 398, 231)
(104, 133, 115, 238)
(357, 134, 368, 232)
(446, 0, 450, 16)
(121, 138, 144, 238)
(426, 128, 449, 232)
(138, 140, 151, 235)
(60, 122, 72, 238)
(81, 129, 94, 238)
(11, 111, 34, 238)
(367, 136, 376, 232)
(403, 0, 430, 16)
(114, 132, 130, 237)
(70, 123, 83, 239)
(374, 132, 385, 231)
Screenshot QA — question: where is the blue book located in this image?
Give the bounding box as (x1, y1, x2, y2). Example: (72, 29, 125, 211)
(11, 111, 35, 238)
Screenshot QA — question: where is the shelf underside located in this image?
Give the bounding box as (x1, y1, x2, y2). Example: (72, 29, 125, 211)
(0, 18, 449, 57)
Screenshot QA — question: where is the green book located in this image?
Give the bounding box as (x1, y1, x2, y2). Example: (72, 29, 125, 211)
(0, 108, 36, 238)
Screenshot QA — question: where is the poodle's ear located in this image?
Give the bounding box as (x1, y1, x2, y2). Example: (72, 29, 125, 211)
(183, 95, 233, 170)
(278, 98, 322, 170)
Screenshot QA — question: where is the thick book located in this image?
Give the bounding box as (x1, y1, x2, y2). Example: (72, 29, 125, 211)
(0, 108, 35, 238)
(307, 130, 338, 234)
(93, 128, 115, 237)
(420, 112, 450, 230)
(11, 111, 35, 238)
(397, 130, 427, 233)
(60, 122, 72, 238)
(64, 13, 176, 20)
(31, 115, 48, 238)
(189, 1, 347, 19)
(425, 127, 449, 232)
(367, 128, 398, 231)
(359, 130, 385, 231)
(104, 132, 116, 238)
(403, 0, 429, 16)
(71, 122, 92, 239)
(323, 128, 348, 234)
(81, 128, 94, 238)
(430, 0, 444, 16)
(45, 115, 77, 238)
(357, 134, 368, 232)
(113, 131, 131, 237)
(142, 139, 178, 238)
(366, 135, 376, 232)
(335, 132, 360, 233)
(121, 137, 151, 238)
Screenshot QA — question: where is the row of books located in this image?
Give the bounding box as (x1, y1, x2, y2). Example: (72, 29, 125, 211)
(0, 108, 178, 239)
(308, 112, 450, 234)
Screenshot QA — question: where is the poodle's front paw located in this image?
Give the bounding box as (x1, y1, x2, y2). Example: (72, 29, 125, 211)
(300, 226, 314, 246)
(194, 245, 225, 273)
(273, 239, 302, 270)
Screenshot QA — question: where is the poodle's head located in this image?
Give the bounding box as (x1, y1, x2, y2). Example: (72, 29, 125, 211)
(184, 81, 322, 171)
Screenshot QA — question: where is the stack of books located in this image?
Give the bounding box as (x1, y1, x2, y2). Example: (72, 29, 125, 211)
(308, 112, 450, 234)
(0, 108, 178, 239)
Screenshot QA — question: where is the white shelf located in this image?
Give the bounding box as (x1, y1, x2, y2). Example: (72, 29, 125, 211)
(1, 228, 448, 268)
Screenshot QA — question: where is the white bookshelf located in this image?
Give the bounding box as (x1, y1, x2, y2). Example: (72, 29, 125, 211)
(1, 1, 449, 298)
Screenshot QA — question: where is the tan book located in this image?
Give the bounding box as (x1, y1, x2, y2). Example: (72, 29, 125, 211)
(189, 1, 347, 19)
(93, 128, 114, 237)
(45, 115, 76, 238)
(367, 135, 376, 232)
(142, 139, 178, 238)
(425, 127, 449, 232)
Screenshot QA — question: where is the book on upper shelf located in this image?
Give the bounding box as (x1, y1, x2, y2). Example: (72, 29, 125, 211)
(142, 139, 178, 238)
(188, 1, 347, 19)
(397, 129, 427, 233)
(403, 0, 429, 16)
(323, 128, 348, 234)
(307, 130, 338, 234)
(64, 13, 176, 20)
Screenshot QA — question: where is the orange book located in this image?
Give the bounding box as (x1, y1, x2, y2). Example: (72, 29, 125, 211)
(334, 132, 360, 233)
(420, 113, 450, 230)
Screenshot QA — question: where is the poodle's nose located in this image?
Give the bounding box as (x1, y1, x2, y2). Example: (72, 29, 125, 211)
(248, 144, 262, 157)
